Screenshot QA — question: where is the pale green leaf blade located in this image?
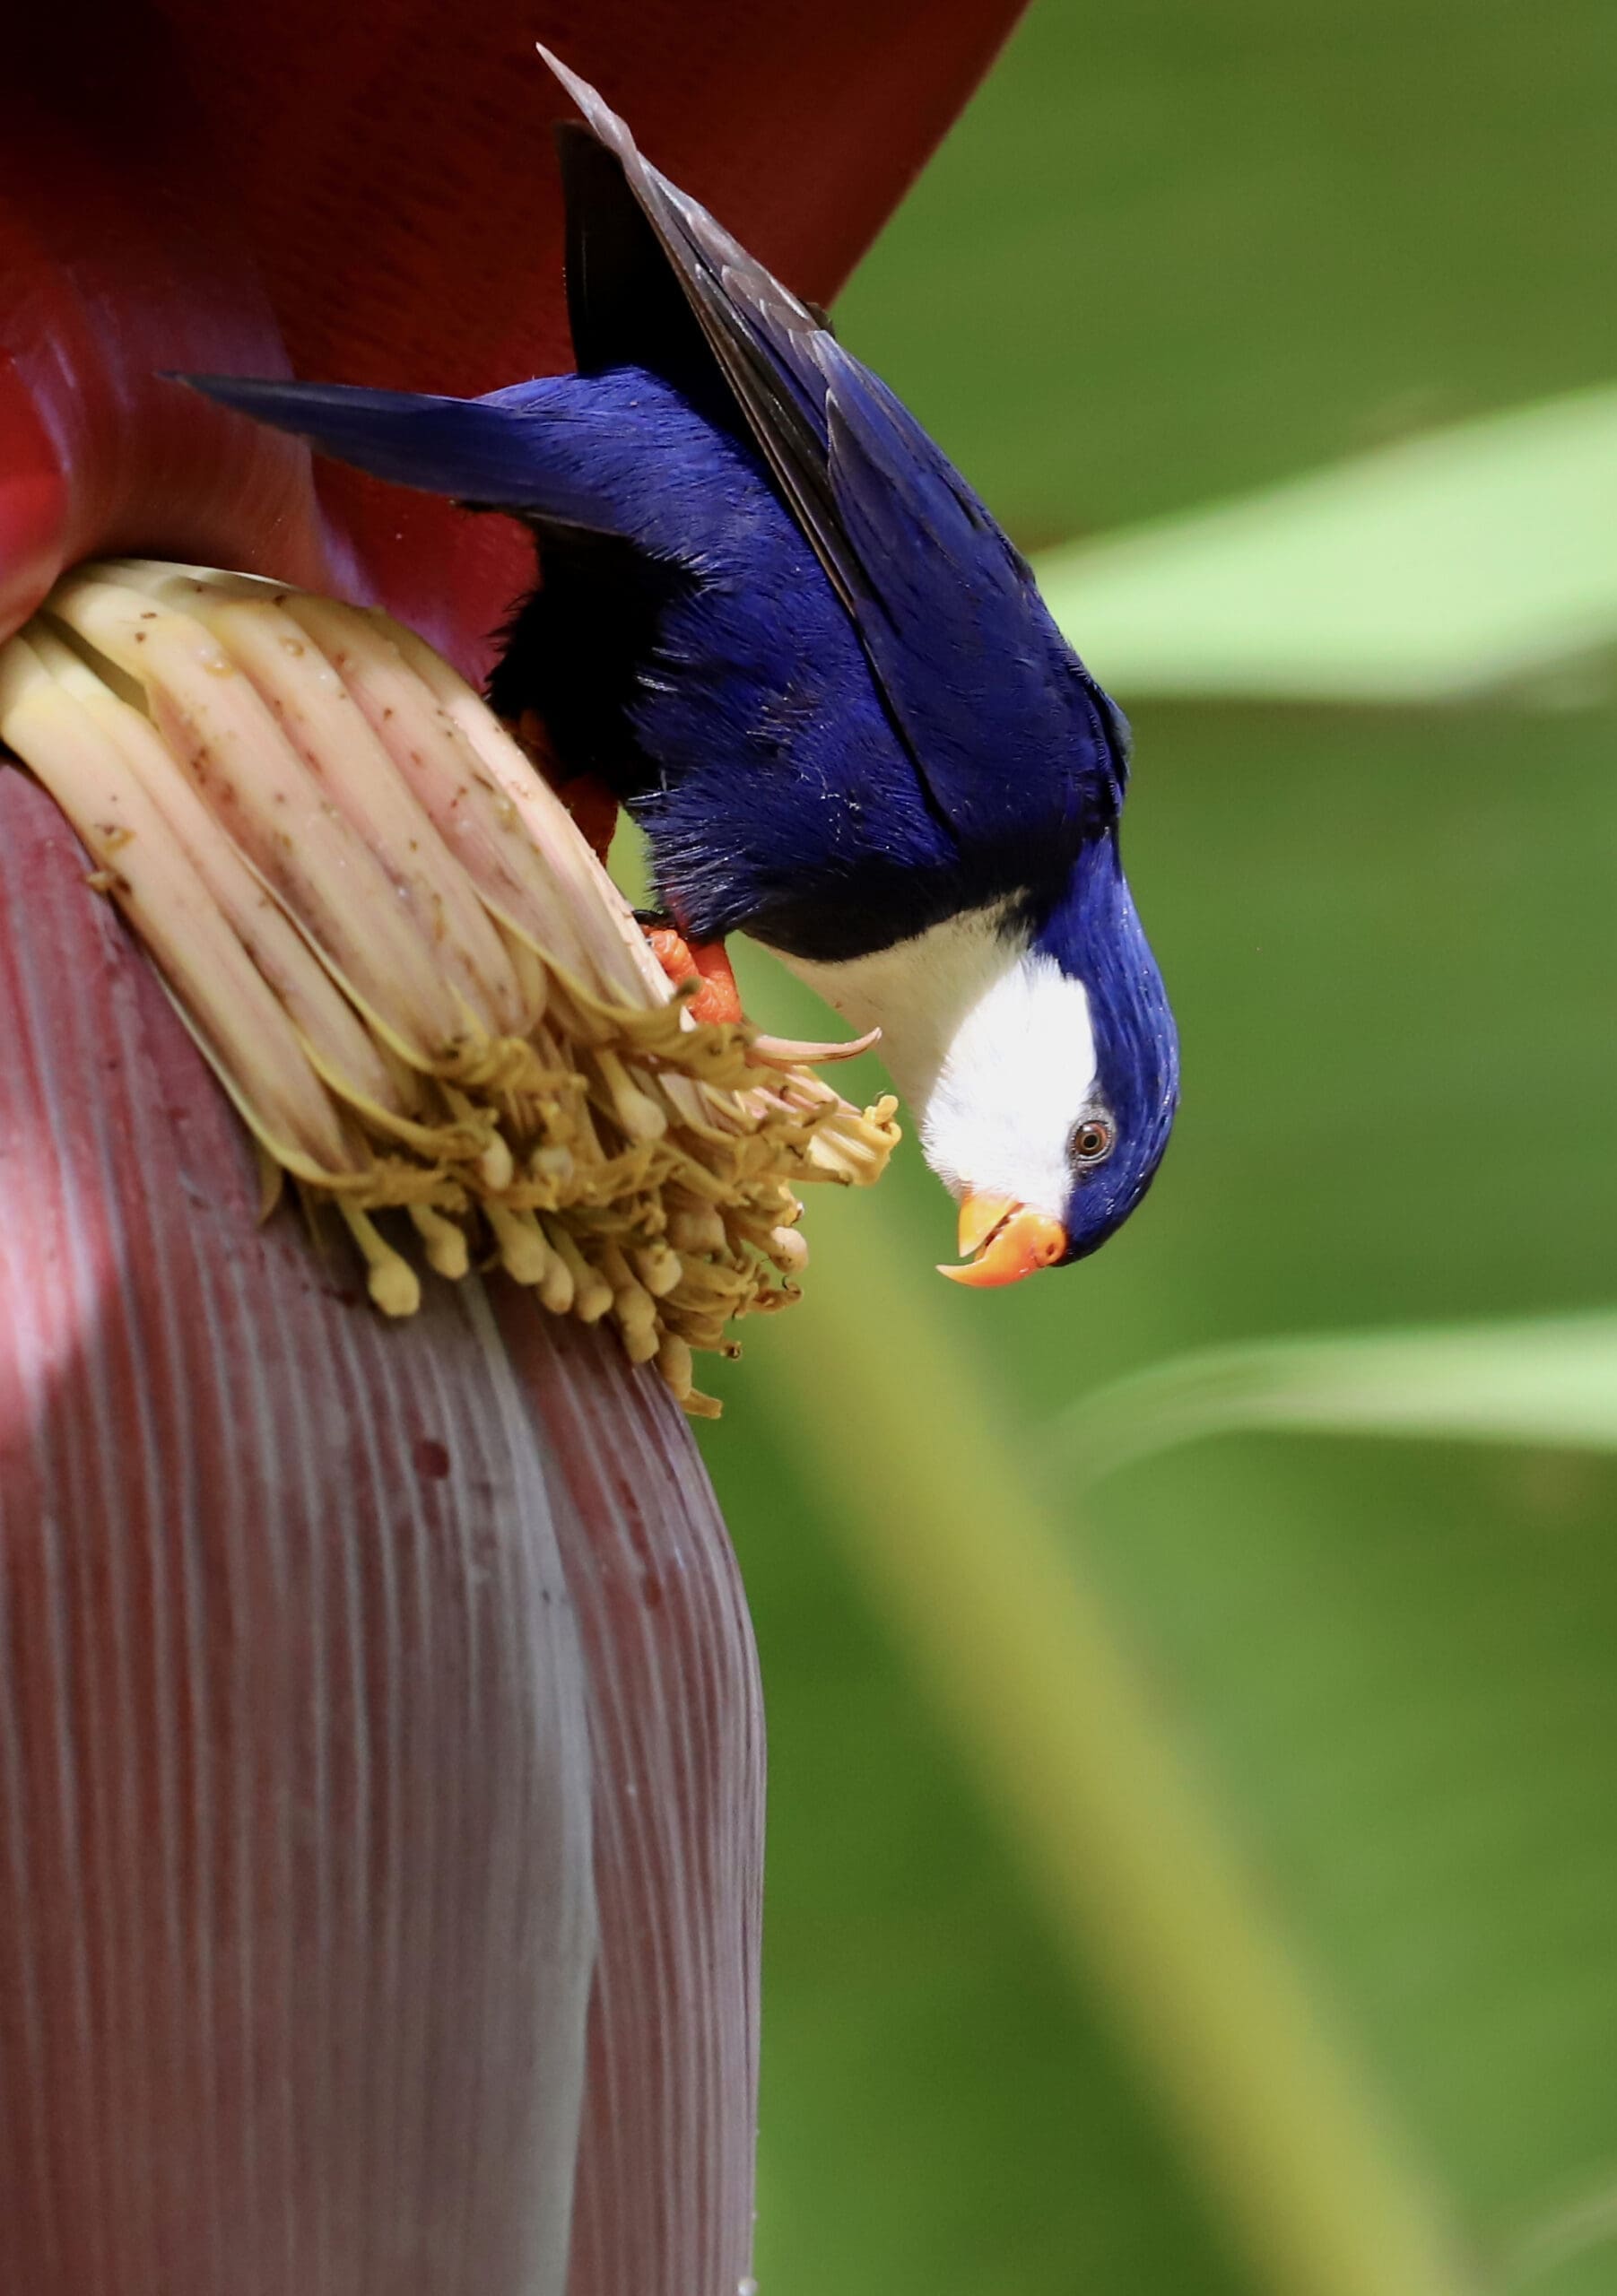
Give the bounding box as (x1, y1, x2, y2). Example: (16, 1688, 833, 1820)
(1034, 390, 1617, 704)
(1057, 1314, 1617, 1483)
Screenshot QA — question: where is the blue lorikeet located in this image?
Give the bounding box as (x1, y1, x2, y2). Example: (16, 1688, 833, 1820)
(182, 49, 1178, 1283)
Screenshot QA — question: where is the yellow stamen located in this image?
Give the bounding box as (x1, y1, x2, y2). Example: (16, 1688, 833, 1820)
(0, 561, 903, 1413)
(590, 1047, 668, 1142)
(338, 1203, 422, 1317)
(769, 1226, 811, 1274)
(541, 1220, 614, 1324)
(409, 1203, 472, 1280)
(656, 1331, 695, 1403)
(485, 1201, 551, 1286)
(632, 1242, 683, 1297)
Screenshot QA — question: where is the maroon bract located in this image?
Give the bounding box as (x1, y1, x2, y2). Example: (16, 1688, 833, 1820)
(0, 4, 1022, 2287)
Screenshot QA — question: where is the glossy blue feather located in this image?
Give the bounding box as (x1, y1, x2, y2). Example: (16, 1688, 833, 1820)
(182, 366, 1109, 954)
(1032, 839, 1179, 1261)
(177, 49, 1180, 1266)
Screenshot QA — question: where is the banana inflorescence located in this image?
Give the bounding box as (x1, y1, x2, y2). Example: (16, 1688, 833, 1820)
(0, 561, 900, 1413)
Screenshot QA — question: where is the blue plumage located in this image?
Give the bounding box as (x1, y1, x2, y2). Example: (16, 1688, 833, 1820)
(179, 48, 1178, 1277)
(1033, 841, 1178, 1259)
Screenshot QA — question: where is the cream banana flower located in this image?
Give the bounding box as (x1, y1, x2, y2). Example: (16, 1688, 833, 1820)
(0, 561, 898, 1413)
(0, 4, 1017, 2287)
(0, 558, 897, 2296)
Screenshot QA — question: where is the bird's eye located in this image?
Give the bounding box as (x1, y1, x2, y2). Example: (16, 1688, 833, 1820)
(1071, 1118, 1114, 1167)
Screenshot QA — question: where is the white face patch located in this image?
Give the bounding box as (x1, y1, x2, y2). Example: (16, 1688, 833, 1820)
(782, 911, 1100, 1220)
(921, 950, 1099, 1216)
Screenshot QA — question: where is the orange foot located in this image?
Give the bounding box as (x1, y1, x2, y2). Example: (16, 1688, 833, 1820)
(646, 926, 743, 1024)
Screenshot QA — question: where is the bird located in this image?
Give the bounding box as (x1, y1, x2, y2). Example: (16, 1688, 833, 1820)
(178, 47, 1178, 1286)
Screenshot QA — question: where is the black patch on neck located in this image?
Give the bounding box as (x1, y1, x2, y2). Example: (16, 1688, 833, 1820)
(486, 529, 686, 799)
(745, 841, 1076, 964)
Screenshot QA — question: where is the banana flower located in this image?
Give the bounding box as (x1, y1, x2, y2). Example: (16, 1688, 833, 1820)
(0, 4, 1020, 2289)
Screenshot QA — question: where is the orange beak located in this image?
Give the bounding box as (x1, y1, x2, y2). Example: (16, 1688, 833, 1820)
(938, 1193, 1068, 1287)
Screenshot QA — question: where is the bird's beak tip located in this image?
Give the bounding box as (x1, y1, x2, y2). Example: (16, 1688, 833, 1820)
(938, 1195, 1066, 1287)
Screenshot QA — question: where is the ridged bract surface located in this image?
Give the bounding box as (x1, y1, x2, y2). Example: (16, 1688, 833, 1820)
(1, 1, 1023, 665)
(514, 1311, 765, 2296)
(0, 766, 763, 2292)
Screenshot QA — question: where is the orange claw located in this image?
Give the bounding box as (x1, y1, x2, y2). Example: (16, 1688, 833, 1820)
(643, 926, 879, 1062)
(646, 927, 743, 1024)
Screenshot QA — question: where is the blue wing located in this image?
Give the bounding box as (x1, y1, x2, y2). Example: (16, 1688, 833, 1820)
(184, 55, 1127, 850)
(170, 373, 633, 538)
(816, 342, 1126, 844)
(541, 48, 851, 609)
(538, 48, 1127, 845)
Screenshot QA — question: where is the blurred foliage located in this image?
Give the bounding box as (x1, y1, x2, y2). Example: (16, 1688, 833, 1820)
(1037, 388, 1617, 703)
(1060, 1315, 1617, 1474)
(688, 2, 1617, 2292)
(834, 0, 1617, 552)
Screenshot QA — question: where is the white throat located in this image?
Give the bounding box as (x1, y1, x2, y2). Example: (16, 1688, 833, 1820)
(780, 908, 1099, 1220)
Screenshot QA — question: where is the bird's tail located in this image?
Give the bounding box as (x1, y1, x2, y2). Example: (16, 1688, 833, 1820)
(171, 374, 609, 527)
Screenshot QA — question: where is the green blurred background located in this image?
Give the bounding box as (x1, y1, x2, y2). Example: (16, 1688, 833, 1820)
(686, 5, 1617, 2292)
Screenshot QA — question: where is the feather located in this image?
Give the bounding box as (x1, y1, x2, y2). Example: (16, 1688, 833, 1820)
(175, 374, 631, 535)
(539, 48, 851, 613)
(536, 47, 1126, 845)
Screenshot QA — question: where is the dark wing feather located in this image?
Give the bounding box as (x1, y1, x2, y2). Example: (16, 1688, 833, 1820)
(555, 122, 718, 410)
(816, 340, 1127, 840)
(173, 373, 630, 534)
(540, 48, 1125, 840)
(543, 48, 854, 617)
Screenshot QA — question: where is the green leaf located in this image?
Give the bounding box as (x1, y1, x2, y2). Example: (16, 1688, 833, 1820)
(1057, 1313, 1617, 1484)
(710, 681, 1617, 2296)
(708, 5, 1617, 2290)
(1034, 389, 1617, 705)
(731, 1044, 1474, 2296)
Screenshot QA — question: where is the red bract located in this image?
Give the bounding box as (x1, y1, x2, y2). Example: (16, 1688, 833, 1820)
(0, 5, 1021, 2289)
(4, 0, 1021, 667)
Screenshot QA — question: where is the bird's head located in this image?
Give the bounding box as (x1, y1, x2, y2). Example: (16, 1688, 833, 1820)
(930, 836, 1178, 1285)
